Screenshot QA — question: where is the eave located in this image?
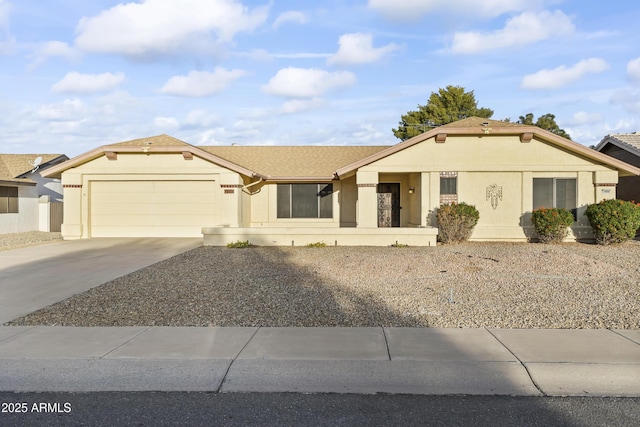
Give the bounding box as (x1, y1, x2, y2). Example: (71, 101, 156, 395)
(595, 135, 640, 158)
(0, 179, 37, 186)
(41, 145, 266, 180)
(334, 125, 640, 178)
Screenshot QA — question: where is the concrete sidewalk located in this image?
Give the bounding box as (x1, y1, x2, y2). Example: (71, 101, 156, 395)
(1, 326, 638, 396)
(0, 238, 202, 324)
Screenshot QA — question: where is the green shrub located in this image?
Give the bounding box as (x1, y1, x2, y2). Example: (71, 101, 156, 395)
(436, 202, 480, 244)
(306, 242, 327, 248)
(226, 240, 251, 248)
(531, 208, 574, 243)
(585, 199, 640, 245)
(390, 242, 408, 247)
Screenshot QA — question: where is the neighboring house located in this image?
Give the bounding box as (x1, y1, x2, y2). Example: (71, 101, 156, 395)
(42, 118, 640, 245)
(595, 132, 640, 202)
(0, 154, 68, 234)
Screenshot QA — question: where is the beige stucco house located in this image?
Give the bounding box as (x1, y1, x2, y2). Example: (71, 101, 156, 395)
(42, 117, 640, 245)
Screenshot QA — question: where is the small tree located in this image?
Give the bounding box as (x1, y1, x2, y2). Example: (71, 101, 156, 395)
(517, 113, 571, 140)
(531, 208, 575, 243)
(585, 199, 640, 245)
(436, 202, 480, 244)
(393, 85, 493, 141)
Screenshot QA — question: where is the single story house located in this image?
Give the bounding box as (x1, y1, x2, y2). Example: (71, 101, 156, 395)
(42, 117, 640, 245)
(0, 153, 68, 234)
(595, 132, 640, 203)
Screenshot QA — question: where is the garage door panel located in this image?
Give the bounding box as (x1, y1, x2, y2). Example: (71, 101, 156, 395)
(156, 181, 214, 192)
(90, 180, 219, 237)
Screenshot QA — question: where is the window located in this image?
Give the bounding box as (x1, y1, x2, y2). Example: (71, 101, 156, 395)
(0, 186, 19, 214)
(440, 172, 458, 204)
(533, 178, 577, 218)
(277, 183, 333, 218)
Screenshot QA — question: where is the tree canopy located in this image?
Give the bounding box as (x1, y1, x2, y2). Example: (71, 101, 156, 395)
(392, 85, 493, 141)
(515, 113, 571, 140)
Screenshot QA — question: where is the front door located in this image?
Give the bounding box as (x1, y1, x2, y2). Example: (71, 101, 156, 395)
(377, 183, 400, 227)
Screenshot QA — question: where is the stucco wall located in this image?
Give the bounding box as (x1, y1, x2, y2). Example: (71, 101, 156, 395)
(0, 186, 39, 234)
(359, 134, 617, 241)
(60, 153, 241, 239)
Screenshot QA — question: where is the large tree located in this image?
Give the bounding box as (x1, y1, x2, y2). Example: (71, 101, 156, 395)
(392, 85, 493, 141)
(517, 113, 571, 140)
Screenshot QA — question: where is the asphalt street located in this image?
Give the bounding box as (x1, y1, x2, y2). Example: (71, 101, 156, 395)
(1, 393, 639, 426)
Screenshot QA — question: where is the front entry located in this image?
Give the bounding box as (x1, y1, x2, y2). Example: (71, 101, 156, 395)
(377, 183, 400, 227)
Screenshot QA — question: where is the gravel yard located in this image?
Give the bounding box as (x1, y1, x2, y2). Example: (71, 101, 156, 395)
(7, 240, 640, 329)
(0, 231, 61, 251)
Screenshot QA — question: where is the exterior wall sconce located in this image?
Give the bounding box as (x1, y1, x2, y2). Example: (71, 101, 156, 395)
(408, 187, 415, 194)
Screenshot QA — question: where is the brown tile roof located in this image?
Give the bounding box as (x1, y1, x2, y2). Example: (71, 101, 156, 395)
(438, 117, 526, 129)
(599, 133, 640, 155)
(110, 134, 192, 147)
(0, 154, 66, 184)
(199, 146, 390, 179)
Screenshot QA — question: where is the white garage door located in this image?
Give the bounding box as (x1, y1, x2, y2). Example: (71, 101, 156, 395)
(90, 180, 218, 237)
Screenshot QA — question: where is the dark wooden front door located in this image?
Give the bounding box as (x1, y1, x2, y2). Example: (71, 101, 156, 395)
(377, 183, 400, 227)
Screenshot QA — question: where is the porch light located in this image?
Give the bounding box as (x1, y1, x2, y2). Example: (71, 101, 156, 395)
(408, 187, 415, 194)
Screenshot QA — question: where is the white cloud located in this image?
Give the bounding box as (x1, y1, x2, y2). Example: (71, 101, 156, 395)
(450, 10, 575, 54)
(273, 10, 307, 29)
(184, 110, 221, 127)
(52, 71, 125, 94)
(34, 98, 86, 121)
(280, 98, 327, 114)
(263, 67, 357, 98)
(327, 33, 400, 66)
(567, 111, 604, 126)
(236, 48, 274, 61)
(273, 52, 331, 59)
(627, 57, 640, 81)
(154, 116, 179, 128)
(160, 68, 247, 97)
(29, 41, 79, 70)
(75, 0, 269, 58)
(611, 90, 640, 115)
(521, 58, 609, 89)
(368, 0, 541, 22)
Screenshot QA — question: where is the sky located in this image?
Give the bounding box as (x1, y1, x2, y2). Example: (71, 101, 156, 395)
(1, 0, 640, 157)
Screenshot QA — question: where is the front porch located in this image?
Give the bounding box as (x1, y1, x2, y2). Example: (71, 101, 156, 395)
(202, 226, 438, 247)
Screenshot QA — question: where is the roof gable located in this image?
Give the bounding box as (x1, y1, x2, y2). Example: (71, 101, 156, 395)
(335, 117, 640, 177)
(596, 133, 640, 157)
(42, 135, 260, 179)
(0, 154, 67, 184)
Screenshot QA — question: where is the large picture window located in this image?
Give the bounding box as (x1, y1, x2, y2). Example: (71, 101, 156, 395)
(277, 183, 333, 218)
(0, 186, 19, 214)
(533, 178, 577, 217)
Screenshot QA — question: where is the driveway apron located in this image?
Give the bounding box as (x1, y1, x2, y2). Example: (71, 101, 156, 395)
(0, 238, 201, 324)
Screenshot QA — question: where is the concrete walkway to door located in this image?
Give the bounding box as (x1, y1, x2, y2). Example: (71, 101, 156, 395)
(0, 238, 202, 324)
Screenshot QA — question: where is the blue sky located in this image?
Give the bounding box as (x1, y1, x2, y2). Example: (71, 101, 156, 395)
(2, 0, 640, 157)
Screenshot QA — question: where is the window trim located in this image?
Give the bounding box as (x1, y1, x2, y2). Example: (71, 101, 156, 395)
(277, 183, 333, 219)
(439, 171, 458, 205)
(532, 177, 577, 220)
(0, 185, 19, 214)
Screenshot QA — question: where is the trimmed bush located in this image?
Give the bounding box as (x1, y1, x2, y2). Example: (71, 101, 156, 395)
(585, 199, 640, 245)
(226, 240, 251, 248)
(306, 242, 327, 248)
(436, 202, 480, 244)
(531, 208, 574, 243)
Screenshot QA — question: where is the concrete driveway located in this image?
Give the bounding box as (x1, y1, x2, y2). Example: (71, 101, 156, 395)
(0, 238, 202, 324)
